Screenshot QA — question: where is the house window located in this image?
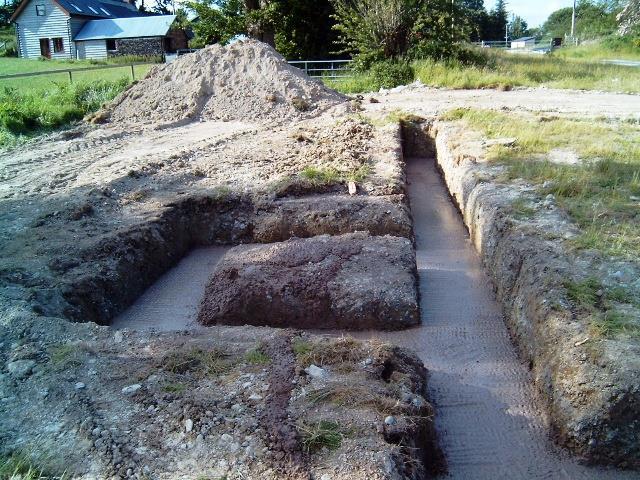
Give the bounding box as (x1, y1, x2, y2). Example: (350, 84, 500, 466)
(35, 4, 45, 15)
(106, 39, 117, 51)
(53, 37, 64, 53)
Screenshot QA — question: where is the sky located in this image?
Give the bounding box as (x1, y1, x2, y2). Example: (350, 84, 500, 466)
(485, 0, 575, 27)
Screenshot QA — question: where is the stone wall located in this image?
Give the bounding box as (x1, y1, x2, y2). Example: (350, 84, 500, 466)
(109, 37, 164, 57)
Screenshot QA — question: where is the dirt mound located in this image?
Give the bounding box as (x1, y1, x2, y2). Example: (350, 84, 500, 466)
(101, 40, 347, 126)
(198, 233, 420, 330)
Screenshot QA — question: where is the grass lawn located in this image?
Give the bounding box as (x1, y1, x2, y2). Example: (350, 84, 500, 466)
(326, 47, 640, 94)
(442, 108, 640, 337)
(0, 57, 156, 92)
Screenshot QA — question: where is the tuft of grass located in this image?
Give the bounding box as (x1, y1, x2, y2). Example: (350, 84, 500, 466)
(564, 277, 601, 310)
(510, 197, 537, 219)
(0, 452, 68, 480)
(300, 166, 341, 185)
(162, 382, 186, 394)
(244, 348, 270, 365)
(591, 310, 639, 338)
(309, 385, 406, 416)
(297, 420, 342, 454)
(160, 348, 233, 378)
(48, 344, 82, 369)
(293, 337, 364, 368)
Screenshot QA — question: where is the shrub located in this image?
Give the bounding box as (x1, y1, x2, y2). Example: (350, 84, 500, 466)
(369, 60, 414, 89)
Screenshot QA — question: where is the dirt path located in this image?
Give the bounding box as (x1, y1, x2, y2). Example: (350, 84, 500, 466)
(367, 87, 640, 118)
(352, 156, 638, 479)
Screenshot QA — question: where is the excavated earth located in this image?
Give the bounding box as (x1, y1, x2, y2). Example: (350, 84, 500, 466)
(198, 233, 419, 330)
(2, 43, 640, 479)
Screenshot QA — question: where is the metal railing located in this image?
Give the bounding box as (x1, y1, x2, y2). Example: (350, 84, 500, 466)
(0, 62, 158, 83)
(288, 59, 353, 79)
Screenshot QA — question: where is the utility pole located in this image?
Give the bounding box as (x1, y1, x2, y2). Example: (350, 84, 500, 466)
(571, 0, 576, 38)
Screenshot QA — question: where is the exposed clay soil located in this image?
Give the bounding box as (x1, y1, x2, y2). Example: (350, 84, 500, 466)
(198, 233, 419, 330)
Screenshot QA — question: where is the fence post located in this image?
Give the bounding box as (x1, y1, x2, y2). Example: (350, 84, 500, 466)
(131, 64, 135, 80)
(68, 70, 72, 83)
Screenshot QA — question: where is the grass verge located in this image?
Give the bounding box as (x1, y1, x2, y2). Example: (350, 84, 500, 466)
(442, 108, 640, 259)
(326, 48, 640, 94)
(0, 78, 130, 147)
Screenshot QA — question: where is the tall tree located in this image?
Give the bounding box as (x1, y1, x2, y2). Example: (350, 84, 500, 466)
(510, 15, 528, 38)
(541, 0, 621, 39)
(486, 0, 508, 40)
(0, 0, 20, 26)
(188, 0, 337, 58)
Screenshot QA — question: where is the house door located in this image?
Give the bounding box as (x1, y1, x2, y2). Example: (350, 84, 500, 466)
(39, 38, 50, 58)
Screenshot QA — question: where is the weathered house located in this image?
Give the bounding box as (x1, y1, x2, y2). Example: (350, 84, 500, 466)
(10, 0, 186, 60)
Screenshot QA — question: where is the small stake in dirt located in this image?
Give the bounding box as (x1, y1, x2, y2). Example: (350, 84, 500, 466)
(348, 181, 357, 196)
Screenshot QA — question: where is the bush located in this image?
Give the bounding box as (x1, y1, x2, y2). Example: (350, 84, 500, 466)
(369, 61, 414, 89)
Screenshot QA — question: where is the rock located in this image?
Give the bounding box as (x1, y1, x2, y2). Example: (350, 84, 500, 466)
(198, 233, 419, 330)
(384, 416, 397, 426)
(305, 364, 328, 379)
(185, 419, 193, 433)
(75, 382, 86, 390)
(121, 384, 142, 395)
(114, 331, 124, 343)
(321, 474, 332, 480)
(248, 393, 263, 402)
(6, 360, 36, 379)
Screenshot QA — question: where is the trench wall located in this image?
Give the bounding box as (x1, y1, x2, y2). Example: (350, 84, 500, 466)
(416, 120, 639, 468)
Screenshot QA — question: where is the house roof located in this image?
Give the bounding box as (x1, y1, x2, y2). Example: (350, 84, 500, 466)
(74, 14, 176, 40)
(512, 36, 535, 42)
(10, 0, 144, 22)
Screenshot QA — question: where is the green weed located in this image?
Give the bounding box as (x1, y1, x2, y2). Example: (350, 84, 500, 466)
(300, 166, 341, 185)
(244, 348, 270, 365)
(298, 420, 342, 453)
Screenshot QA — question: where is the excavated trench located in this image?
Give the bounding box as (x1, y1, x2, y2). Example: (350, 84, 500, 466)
(108, 124, 637, 479)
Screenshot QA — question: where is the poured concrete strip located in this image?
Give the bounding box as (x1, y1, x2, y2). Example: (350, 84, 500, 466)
(353, 156, 636, 479)
(111, 246, 230, 331)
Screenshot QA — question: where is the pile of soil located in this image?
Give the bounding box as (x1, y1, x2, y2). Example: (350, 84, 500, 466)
(101, 40, 347, 126)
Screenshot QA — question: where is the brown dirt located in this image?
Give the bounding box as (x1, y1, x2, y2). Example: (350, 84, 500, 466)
(198, 233, 419, 330)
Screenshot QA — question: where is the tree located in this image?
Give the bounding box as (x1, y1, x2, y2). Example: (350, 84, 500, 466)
(153, 0, 175, 14)
(188, 0, 337, 58)
(510, 15, 528, 39)
(460, 0, 490, 42)
(478, 0, 508, 40)
(541, 0, 621, 39)
(0, 0, 20, 26)
(330, 0, 472, 67)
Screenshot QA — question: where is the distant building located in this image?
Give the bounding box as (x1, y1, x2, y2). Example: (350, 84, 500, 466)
(510, 36, 536, 49)
(10, 0, 187, 60)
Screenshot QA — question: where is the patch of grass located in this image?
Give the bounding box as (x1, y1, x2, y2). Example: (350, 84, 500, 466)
(48, 344, 82, 369)
(300, 166, 341, 185)
(162, 382, 186, 394)
(244, 348, 270, 365)
(298, 420, 342, 454)
(309, 385, 406, 416)
(0, 78, 130, 147)
(347, 164, 372, 183)
(0, 452, 68, 479)
(564, 277, 601, 310)
(160, 348, 233, 378)
(592, 310, 639, 338)
(444, 108, 640, 259)
(510, 197, 537, 219)
(293, 337, 364, 368)
(563, 278, 640, 338)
